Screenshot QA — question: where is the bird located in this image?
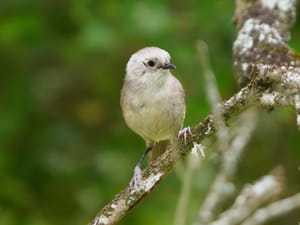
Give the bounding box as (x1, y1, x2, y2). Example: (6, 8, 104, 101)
(120, 46, 186, 186)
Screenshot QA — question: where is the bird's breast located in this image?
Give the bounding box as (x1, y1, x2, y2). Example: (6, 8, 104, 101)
(122, 75, 185, 142)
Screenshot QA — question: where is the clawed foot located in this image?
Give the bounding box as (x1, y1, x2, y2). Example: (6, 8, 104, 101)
(130, 165, 142, 189)
(178, 126, 192, 144)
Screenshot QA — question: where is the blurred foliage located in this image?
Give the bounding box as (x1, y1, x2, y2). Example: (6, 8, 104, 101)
(0, 1, 299, 225)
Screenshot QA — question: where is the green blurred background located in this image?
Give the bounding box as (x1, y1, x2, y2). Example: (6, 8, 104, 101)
(0, 1, 300, 225)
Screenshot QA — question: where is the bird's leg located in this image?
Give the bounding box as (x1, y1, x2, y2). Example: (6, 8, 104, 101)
(130, 146, 152, 187)
(178, 126, 192, 144)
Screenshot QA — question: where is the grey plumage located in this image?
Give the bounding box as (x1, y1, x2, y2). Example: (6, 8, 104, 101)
(121, 46, 186, 163)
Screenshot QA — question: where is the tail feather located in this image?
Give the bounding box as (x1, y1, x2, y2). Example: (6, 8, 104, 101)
(148, 139, 170, 162)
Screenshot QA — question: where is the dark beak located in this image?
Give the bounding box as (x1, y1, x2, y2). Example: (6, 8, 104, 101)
(160, 62, 176, 70)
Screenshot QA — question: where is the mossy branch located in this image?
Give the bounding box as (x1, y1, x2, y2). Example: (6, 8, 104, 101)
(88, 1, 300, 224)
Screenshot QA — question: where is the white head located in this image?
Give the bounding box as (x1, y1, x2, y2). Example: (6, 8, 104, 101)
(126, 47, 176, 80)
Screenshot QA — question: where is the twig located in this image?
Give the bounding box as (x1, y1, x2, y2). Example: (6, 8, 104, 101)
(173, 143, 205, 225)
(241, 192, 300, 225)
(194, 41, 260, 225)
(294, 93, 300, 129)
(194, 109, 258, 225)
(196, 40, 230, 152)
(210, 169, 284, 225)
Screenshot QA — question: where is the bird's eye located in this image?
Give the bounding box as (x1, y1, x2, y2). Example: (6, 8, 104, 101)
(147, 60, 155, 67)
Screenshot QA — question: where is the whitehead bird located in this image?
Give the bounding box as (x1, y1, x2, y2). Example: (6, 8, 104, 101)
(120, 47, 186, 186)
